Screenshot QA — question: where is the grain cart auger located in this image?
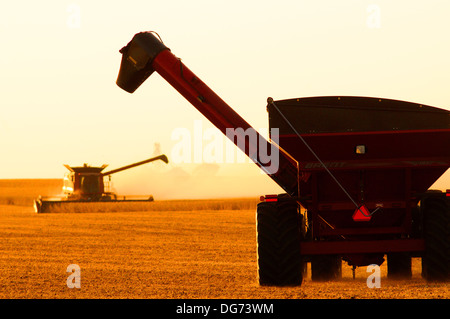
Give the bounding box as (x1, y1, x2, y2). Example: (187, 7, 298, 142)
(116, 31, 450, 285)
(34, 154, 168, 213)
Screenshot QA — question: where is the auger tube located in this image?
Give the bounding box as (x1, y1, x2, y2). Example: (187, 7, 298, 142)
(116, 32, 299, 197)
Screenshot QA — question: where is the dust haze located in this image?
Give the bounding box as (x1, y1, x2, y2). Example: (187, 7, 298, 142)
(111, 161, 283, 200)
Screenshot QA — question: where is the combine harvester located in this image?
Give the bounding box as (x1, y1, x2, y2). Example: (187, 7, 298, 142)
(34, 154, 168, 213)
(116, 32, 449, 284)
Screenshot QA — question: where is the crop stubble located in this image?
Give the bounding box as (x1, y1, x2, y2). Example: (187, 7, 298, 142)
(0, 201, 448, 299)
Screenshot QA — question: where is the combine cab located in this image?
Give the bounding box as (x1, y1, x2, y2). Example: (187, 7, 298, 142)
(115, 31, 450, 284)
(34, 154, 168, 213)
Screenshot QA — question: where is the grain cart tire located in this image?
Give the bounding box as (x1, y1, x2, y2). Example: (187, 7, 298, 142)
(256, 198, 303, 286)
(311, 255, 342, 281)
(421, 195, 450, 282)
(387, 252, 412, 279)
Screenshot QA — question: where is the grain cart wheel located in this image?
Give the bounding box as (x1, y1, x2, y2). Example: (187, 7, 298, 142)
(311, 255, 342, 281)
(421, 195, 450, 282)
(256, 197, 303, 286)
(387, 252, 412, 279)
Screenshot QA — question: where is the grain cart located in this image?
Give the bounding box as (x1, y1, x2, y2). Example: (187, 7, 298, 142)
(116, 31, 450, 285)
(34, 154, 168, 213)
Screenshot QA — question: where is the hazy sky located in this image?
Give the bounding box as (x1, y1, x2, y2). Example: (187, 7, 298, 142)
(1, 1, 449, 198)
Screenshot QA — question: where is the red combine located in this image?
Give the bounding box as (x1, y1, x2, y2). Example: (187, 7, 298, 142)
(116, 31, 450, 285)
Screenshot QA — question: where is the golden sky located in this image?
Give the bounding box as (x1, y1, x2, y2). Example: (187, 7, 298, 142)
(1, 1, 449, 198)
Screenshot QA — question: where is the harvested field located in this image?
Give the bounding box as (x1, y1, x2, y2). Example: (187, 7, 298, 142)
(0, 203, 448, 299)
(0, 179, 448, 299)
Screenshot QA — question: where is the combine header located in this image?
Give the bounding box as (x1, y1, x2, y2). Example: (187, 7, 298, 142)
(34, 154, 168, 213)
(116, 31, 450, 284)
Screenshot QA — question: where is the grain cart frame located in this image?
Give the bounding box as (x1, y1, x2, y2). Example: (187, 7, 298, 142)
(116, 31, 450, 285)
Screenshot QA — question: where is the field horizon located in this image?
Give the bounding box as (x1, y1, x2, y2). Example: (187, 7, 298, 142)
(0, 178, 261, 207)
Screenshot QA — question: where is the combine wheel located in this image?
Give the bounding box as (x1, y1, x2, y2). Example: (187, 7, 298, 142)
(421, 195, 450, 282)
(256, 197, 304, 286)
(33, 199, 42, 213)
(100, 195, 112, 201)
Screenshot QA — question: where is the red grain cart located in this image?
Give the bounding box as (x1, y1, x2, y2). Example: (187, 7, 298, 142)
(116, 32, 450, 285)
